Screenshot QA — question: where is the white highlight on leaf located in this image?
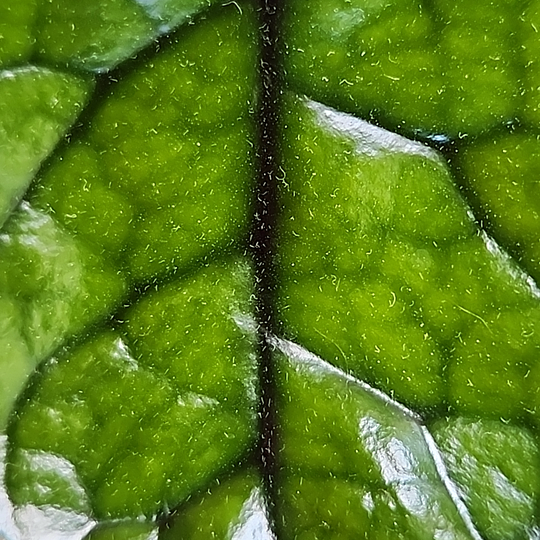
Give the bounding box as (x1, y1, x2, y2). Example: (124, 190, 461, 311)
(14, 505, 95, 540)
(422, 427, 483, 540)
(229, 486, 275, 540)
(304, 97, 442, 162)
(232, 312, 258, 335)
(268, 334, 422, 423)
(269, 335, 486, 540)
(481, 230, 540, 299)
(0, 66, 46, 81)
(0, 436, 20, 540)
(111, 337, 140, 371)
(176, 392, 220, 409)
(17, 450, 90, 512)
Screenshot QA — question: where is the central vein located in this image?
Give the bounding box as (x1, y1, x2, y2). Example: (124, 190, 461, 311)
(251, 0, 283, 532)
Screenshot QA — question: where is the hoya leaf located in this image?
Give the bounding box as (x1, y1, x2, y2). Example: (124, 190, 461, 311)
(0, 0, 224, 73)
(431, 418, 540, 540)
(84, 522, 158, 540)
(0, 1, 256, 425)
(7, 258, 258, 523)
(0, 67, 92, 227)
(455, 133, 540, 284)
(283, 0, 522, 137)
(271, 337, 481, 539)
(160, 468, 273, 539)
(277, 95, 540, 421)
(0, 1, 36, 67)
(1, 0, 540, 537)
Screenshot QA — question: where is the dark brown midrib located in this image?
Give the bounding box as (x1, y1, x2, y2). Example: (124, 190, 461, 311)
(250, 0, 283, 533)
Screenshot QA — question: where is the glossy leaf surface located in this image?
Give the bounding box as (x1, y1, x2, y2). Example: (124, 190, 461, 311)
(1, 0, 540, 538)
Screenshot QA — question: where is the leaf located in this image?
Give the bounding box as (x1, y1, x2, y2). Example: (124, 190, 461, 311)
(283, 0, 522, 136)
(271, 337, 482, 539)
(1, 0, 540, 538)
(8, 259, 257, 518)
(282, 0, 540, 280)
(0, 68, 91, 227)
(0, 0, 256, 429)
(160, 468, 272, 539)
(277, 94, 540, 421)
(430, 418, 540, 540)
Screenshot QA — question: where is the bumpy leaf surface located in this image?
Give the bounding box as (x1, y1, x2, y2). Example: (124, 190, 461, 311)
(1, 0, 539, 539)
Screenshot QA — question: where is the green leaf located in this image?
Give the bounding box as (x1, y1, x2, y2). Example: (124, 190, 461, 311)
(160, 468, 271, 539)
(272, 337, 481, 539)
(85, 521, 158, 540)
(431, 418, 540, 540)
(29, 0, 224, 72)
(1, 0, 540, 538)
(277, 94, 540, 421)
(8, 259, 257, 519)
(0, 68, 91, 227)
(283, 0, 522, 137)
(0, 0, 256, 428)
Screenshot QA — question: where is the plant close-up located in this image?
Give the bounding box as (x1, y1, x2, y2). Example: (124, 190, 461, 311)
(2, 0, 540, 538)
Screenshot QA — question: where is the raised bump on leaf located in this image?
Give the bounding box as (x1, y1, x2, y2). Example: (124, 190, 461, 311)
(0, 0, 37, 68)
(35, 0, 157, 72)
(455, 132, 540, 286)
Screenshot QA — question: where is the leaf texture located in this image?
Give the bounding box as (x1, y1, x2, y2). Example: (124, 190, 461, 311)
(1, 0, 539, 538)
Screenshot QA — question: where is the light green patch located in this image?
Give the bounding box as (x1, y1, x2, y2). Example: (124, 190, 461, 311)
(0, 67, 92, 227)
(431, 417, 540, 540)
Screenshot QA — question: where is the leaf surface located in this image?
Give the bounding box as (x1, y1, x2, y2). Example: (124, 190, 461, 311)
(8, 259, 258, 520)
(277, 95, 540, 421)
(272, 337, 482, 539)
(1, 0, 540, 539)
(0, 68, 91, 227)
